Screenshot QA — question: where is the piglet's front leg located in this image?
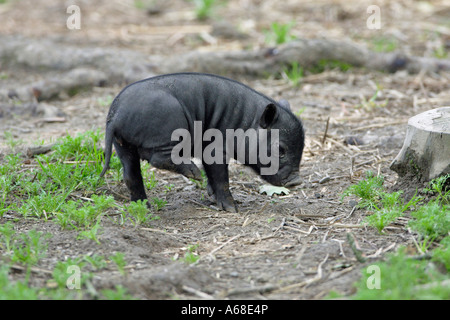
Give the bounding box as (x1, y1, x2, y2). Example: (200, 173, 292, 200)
(203, 163, 237, 212)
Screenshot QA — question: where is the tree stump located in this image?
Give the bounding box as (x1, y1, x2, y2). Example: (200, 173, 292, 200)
(390, 107, 450, 182)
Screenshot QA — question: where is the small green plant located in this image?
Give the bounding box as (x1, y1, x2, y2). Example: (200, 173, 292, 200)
(342, 171, 421, 233)
(83, 254, 108, 270)
(0, 71, 9, 79)
(183, 244, 200, 264)
(433, 45, 448, 59)
(357, 89, 388, 111)
(0, 265, 40, 300)
(151, 197, 167, 211)
(77, 220, 102, 244)
(143, 168, 158, 190)
(97, 95, 114, 107)
(10, 230, 51, 278)
(125, 200, 159, 226)
(341, 171, 384, 209)
(370, 36, 398, 53)
(4, 131, 24, 152)
(191, 170, 208, 189)
(191, 0, 221, 20)
(51, 258, 86, 289)
(432, 236, 450, 271)
(365, 190, 422, 234)
(100, 285, 135, 300)
(424, 174, 450, 204)
(0, 222, 16, 253)
(57, 195, 115, 231)
(109, 252, 127, 275)
(294, 107, 306, 117)
(282, 61, 303, 87)
(133, 0, 146, 9)
(264, 21, 296, 45)
(164, 184, 175, 192)
(409, 201, 449, 251)
(310, 59, 353, 73)
(19, 190, 72, 219)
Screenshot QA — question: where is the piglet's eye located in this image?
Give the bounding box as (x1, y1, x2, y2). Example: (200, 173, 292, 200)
(279, 146, 286, 158)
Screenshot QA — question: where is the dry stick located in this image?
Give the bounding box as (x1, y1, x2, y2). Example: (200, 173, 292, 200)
(10, 264, 53, 275)
(187, 199, 220, 211)
(321, 116, 330, 144)
(352, 120, 406, 132)
(182, 285, 215, 299)
(288, 215, 364, 229)
(200, 234, 242, 262)
(326, 137, 354, 154)
(225, 284, 280, 297)
(273, 217, 286, 233)
(346, 232, 367, 263)
(273, 254, 329, 294)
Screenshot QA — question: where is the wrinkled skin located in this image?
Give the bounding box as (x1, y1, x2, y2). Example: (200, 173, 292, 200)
(101, 73, 305, 212)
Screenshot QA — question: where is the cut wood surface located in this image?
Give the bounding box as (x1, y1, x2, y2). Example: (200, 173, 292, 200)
(390, 107, 450, 181)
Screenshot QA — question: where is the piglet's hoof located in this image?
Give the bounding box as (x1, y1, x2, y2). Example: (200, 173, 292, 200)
(217, 198, 238, 213)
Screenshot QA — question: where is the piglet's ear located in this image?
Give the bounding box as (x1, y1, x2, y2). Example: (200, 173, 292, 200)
(260, 103, 278, 129)
(278, 99, 291, 110)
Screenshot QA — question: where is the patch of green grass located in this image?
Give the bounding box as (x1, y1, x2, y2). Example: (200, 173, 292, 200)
(432, 236, 450, 271)
(282, 61, 303, 87)
(142, 164, 158, 190)
(0, 266, 40, 300)
(341, 171, 385, 210)
(182, 244, 200, 264)
(133, 0, 150, 10)
(353, 248, 450, 299)
(109, 252, 127, 275)
(310, 59, 353, 73)
(190, 0, 222, 21)
(51, 258, 86, 289)
(10, 230, 51, 269)
(424, 174, 450, 204)
(433, 44, 447, 59)
(264, 21, 296, 45)
(191, 169, 208, 189)
(0, 129, 167, 299)
(343, 173, 450, 299)
(100, 285, 135, 300)
(151, 197, 167, 211)
(370, 36, 398, 53)
(124, 199, 159, 226)
(4, 131, 24, 152)
(368, 190, 422, 234)
(342, 171, 421, 233)
(48, 129, 104, 161)
(97, 95, 114, 107)
(0, 221, 16, 253)
(409, 201, 449, 251)
(83, 254, 108, 270)
(357, 88, 388, 111)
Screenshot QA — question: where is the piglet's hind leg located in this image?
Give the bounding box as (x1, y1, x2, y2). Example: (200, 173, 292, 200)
(114, 140, 147, 202)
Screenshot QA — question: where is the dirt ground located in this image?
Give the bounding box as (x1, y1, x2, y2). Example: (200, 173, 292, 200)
(1, 0, 449, 299)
